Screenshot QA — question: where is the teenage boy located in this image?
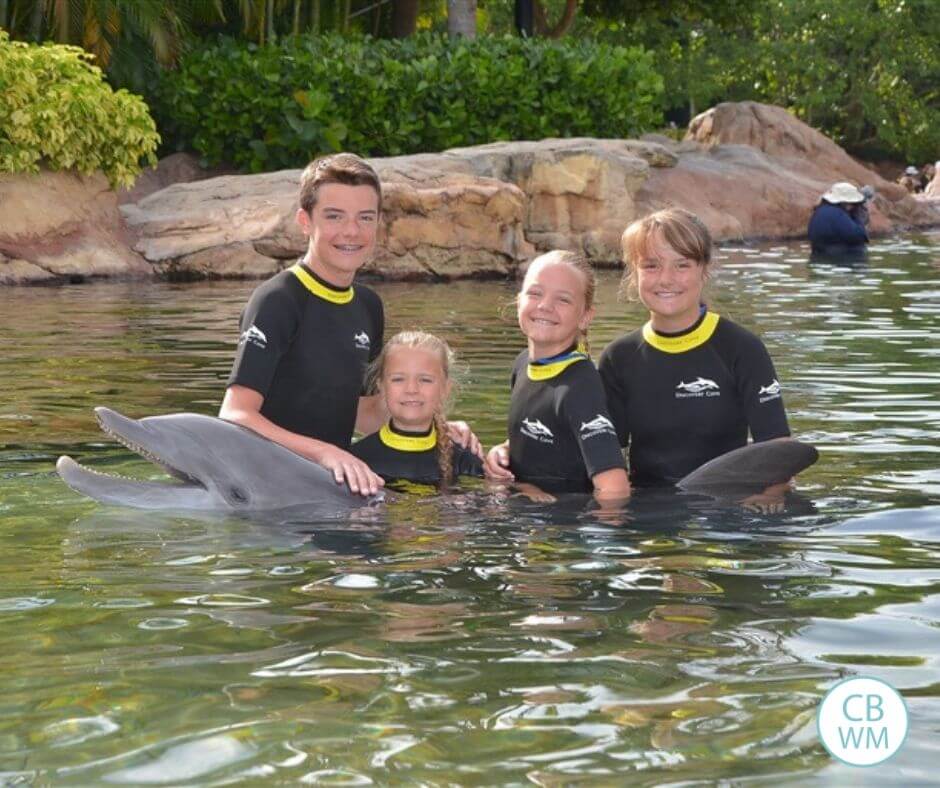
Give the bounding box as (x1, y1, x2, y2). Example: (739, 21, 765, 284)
(220, 153, 388, 496)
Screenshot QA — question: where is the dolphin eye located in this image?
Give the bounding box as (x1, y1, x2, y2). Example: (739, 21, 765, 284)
(229, 487, 248, 505)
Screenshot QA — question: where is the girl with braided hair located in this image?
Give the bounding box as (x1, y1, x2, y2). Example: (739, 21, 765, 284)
(350, 331, 483, 490)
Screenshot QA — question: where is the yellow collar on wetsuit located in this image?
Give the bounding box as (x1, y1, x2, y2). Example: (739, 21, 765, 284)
(379, 423, 437, 452)
(642, 311, 720, 354)
(527, 346, 590, 381)
(290, 263, 354, 304)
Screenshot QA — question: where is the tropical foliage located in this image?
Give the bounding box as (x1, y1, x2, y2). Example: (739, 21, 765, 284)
(0, 30, 159, 187)
(154, 33, 663, 171)
(577, 0, 940, 162)
(2, 0, 936, 168)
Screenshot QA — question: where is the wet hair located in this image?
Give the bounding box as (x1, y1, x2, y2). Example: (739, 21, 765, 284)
(619, 208, 713, 301)
(298, 152, 382, 214)
(365, 331, 457, 490)
(519, 250, 597, 353)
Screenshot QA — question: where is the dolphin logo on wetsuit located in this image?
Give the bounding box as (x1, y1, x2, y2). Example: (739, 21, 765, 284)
(759, 379, 781, 396)
(676, 377, 720, 394)
(521, 418, 554, 439)
(579, 414, 615, 434)
(240, 324, 267, 348)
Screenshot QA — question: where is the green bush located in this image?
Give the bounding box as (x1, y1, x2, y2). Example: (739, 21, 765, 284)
(154, 33, 663, 171)
(0, 31, 160, 188)
(591, 0, 939, 163)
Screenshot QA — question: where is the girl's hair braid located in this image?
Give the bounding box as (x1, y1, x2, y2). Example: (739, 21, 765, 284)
(432, 408, 454, 491)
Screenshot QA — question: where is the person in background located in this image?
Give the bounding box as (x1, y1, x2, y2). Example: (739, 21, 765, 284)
(807, 182, 871, 256)
(898, 165, 927, 193)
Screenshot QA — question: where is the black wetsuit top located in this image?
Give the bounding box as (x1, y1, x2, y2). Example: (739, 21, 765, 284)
(349, 422, 483, 485)
(227, 262, 383, 448)
(507, 349, 626, 494)
(598, 310, 790, 486)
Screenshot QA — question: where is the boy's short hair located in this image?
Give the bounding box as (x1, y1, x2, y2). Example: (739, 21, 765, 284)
(298, 153, 382, 214)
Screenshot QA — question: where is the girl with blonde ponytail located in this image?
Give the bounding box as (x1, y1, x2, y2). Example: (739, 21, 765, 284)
(484, 251, 630, 501)
(350, 331, 483, 490)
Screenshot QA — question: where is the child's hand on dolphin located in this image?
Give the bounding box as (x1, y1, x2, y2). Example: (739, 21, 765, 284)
(447, 420, 483, 459)
(483, 441, 514, 481)
(312, 444, 384, 497)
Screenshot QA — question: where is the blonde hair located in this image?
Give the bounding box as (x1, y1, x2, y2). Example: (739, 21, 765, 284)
(366, 331, 456, 490)
(520, 250, 597, 353)
(298, 152, 382, 214)
(619, 208, 713, 301)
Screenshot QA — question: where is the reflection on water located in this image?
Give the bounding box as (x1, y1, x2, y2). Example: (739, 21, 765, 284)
(0, 234, 938, 784)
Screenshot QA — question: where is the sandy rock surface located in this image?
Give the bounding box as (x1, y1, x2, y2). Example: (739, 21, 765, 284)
(0, 171, 150, 285)
(116, 153, 227, 205)
(4, 101, 939, 285)
(634, 101, 940, 239)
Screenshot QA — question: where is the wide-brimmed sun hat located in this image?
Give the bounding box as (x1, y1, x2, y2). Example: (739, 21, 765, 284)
(821, 182, 865, 204)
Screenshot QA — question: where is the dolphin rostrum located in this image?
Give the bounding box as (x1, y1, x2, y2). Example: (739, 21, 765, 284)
(56, 407, 381, 512)
(676, 438, 819, 496)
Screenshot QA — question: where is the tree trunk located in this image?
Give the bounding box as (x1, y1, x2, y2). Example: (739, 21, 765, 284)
(515, 0, 534, 36)
(533, 0, 578, 39)
(391, 0, 419, 38)
(311, 0, 320, 34)
(447, 0, 476, 38)
(53, 0, 70, 42)
(29, 0, 43, 41)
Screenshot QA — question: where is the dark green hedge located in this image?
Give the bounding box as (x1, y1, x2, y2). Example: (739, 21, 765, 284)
(154, 33, 663, 171)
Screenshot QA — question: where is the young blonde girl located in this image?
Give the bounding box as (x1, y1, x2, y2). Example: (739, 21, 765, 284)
(484, 251, 630, 500)
(350, 331, 483, 490)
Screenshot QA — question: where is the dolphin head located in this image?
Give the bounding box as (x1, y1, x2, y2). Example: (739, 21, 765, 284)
(57, 407, 381, 512)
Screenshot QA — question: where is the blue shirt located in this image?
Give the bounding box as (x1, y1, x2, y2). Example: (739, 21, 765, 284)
(807, 202, 868, 254)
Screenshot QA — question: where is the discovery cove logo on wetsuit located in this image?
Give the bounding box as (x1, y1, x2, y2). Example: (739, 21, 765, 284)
(579, 414, 616, 439)
(353, 331, 371, 351)
(759, 378, 782, 403)
(239, 324, 267, 350)
(675, 377, 720, 398)
(521, 418, 554, 443)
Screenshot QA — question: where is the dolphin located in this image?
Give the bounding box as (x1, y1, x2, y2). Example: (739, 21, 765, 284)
(56, 407, 381, 513)
(676, 438, 819, 496)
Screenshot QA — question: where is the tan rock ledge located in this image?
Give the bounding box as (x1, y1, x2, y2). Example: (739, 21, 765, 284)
(3, 102, 938, 285)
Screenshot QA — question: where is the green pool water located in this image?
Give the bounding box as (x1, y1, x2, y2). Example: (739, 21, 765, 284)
(1, 234, 938, 784)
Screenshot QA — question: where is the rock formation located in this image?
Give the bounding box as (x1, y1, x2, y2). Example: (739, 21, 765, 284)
(3, 101, 938, 285)
(0, 171, 150, 285)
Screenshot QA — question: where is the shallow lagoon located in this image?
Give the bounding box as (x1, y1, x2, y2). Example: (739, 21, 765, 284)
(1, 234, 938, 784)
